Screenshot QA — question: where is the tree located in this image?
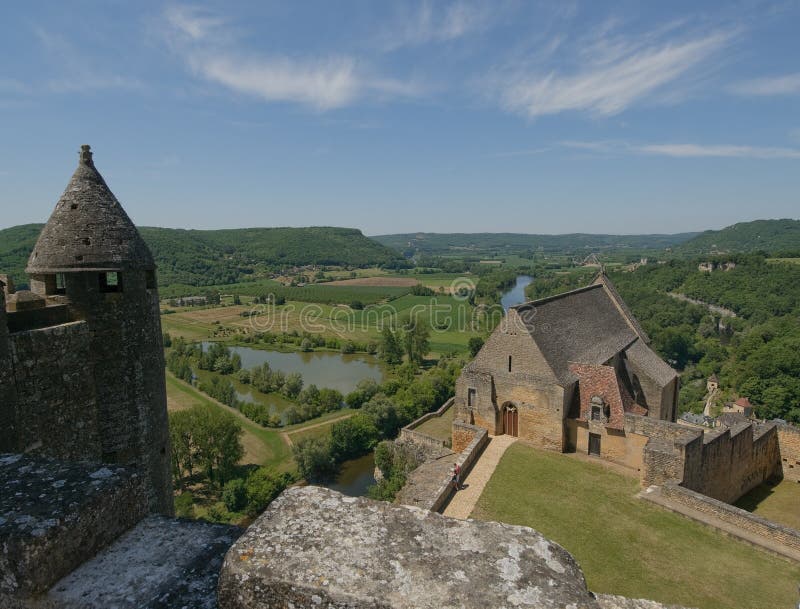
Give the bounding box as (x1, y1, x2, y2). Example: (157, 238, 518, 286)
(403, 320, 430, 365)
(329, 413, 379, 461)
(222, 478, 248, 512)
(245, 468, 294, 516)
(192, 406, 244, 486)
(300, 338, 313, 352)
(292, 437, 336, 482)
(379, 327, 403, 365)
(468, 336, 484, 357)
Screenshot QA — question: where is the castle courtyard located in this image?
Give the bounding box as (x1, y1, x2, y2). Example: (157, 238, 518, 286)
(469, 442, 799, 609)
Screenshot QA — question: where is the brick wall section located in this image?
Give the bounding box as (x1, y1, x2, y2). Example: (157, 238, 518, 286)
(777, 423, 800, 482)
(452, 420, 480, 453)
(4, 322, 102, 460)
(659, 483, 800, 553)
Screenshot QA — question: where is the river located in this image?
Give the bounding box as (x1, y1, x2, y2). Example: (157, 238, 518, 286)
(500, 275, 534, 310)
(324, 453, 376, 497)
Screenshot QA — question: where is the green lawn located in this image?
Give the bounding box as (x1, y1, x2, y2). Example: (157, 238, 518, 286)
(735, 479, 800, 531)
(413, 406, 454, 441)
(472, 443, 799, 609)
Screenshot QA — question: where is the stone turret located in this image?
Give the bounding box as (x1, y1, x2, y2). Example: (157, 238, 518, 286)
(25, 145, 173, 515)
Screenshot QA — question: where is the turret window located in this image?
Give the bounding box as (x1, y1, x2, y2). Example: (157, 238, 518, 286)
(55, 273, 66, 295)
(508, 355, 512, 372)
(99, 272, 123, 293)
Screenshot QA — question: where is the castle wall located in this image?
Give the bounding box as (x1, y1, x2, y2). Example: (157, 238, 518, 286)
(0, 286, 18, 451)
(6, 321, 102, 460)
(691, 423, 781, 503)
(63, 270, 172, 515)
(777, 423, 800, 482)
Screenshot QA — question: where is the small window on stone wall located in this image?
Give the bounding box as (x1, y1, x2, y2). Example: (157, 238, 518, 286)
(55, 273, 66, 295)
(145, 270, 157, 290)
(99, 272, 123, 293)
(591, 405, 602, 421)
(468, 388, 476, 407)
(508, 355, 512, 372)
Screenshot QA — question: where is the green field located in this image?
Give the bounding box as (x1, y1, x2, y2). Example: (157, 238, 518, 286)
(735, 479, 800, 531)
(166, 373, 294, 472)
(162, 291, 489, 356)
(472, 443, 799, 609)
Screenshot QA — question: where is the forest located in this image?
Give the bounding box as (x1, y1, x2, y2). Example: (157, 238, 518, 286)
(0, 224, 405, 288)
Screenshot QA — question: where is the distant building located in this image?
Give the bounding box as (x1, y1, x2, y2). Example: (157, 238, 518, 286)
(706, 374, 719, 393)
(723, 397, 754, 418)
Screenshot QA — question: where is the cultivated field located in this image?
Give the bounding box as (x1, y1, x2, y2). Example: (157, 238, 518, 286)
(471, 443, 798, 609)
(325, 276, 420, 287)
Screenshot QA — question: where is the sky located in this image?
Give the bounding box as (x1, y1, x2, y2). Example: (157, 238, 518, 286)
(0, 1, 798, 235)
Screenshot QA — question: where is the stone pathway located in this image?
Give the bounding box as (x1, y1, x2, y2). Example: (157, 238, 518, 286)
(443, 435, 517, 519)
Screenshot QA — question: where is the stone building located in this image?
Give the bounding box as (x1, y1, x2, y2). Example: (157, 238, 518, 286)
(0, 145, 172, 514)
(454, 273, 679, 456)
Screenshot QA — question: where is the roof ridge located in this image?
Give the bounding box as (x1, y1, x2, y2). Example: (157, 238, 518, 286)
(511, 283, 602, 310)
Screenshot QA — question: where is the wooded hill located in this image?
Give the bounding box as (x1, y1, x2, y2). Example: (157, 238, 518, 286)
(0, 225, 405, 288)
(675, 219, 800, 255)
(373, 231, 699, 256)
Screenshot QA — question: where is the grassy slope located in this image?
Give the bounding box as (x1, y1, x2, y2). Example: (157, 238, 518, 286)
(472, 443, 798, 609)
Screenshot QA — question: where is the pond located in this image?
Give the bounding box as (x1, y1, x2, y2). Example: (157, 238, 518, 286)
(323, 453, 376, 497)
(201, 343, 386, 395)
(500, 275, 534, 310)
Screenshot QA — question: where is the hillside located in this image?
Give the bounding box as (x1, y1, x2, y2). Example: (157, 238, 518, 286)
(676, 219, 800, 255)
(0, 225, 404, 288)
(373, 232, 698, 256)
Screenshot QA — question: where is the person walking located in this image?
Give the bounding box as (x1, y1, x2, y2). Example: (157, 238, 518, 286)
(453, 462, 462, 490)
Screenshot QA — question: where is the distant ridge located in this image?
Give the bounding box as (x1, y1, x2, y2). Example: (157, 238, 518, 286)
(675, 219, 800, 255)
(0, 224, 404, 288)
(372, 231, 699, 255)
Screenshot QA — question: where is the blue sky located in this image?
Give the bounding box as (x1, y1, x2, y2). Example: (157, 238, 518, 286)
(1, 1, 798, 235)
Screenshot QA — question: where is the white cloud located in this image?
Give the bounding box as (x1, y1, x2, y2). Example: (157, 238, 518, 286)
(379, 1, 494, 51)
(163, 4, 424, 110)
(731, 72, 800, 96)
(638, 143, 800, 159)
(494, 26, 734, 118)
(560, 140, 800, 159)
(163, 5, 226, 41)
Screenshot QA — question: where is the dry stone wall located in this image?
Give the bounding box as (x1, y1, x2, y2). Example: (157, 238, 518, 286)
(777, 423, 800, 482)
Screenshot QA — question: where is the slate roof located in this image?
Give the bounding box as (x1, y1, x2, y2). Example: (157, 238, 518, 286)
(512, 282, 638, 385)
(510, 274, 676, 387)
(27, 145, 155, 274)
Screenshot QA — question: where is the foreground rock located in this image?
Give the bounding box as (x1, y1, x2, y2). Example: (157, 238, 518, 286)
(219, 486, 690, 609)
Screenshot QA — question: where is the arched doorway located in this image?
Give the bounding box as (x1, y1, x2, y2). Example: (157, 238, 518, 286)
(502, 403, 518, 437)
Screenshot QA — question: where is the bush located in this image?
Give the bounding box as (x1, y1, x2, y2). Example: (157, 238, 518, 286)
(174, 492, 195, 518)
(221, 478, 248, 512)
(245, 468, 294, 516)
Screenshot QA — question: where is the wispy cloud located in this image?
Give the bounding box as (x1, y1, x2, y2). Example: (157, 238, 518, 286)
(492, 23, 735, 119)
(163, 4, 425, 110)
(378, 1, 495, 51)
(730, 72, 800, 96)
(34, 27, 143, 93)
(560, 140, 800, 159)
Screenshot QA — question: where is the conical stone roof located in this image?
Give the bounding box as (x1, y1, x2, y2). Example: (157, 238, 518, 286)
(26, 145, 155, 274)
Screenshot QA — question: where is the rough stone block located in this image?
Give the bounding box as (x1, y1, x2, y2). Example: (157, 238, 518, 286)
(0, 453, 147, 598)
(219, 486, 600, 609)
